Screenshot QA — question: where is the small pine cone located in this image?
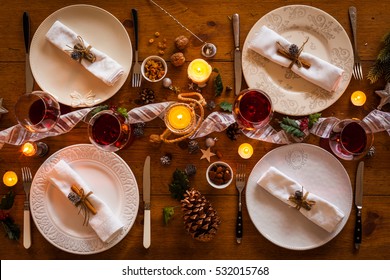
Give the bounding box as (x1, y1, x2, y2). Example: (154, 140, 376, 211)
(138, 88, 155, 105)
(160, 153, 172, 165)
(226, 122, 241, 140)
(187, 140, 199, 154)
(181, 188, 221, 242)
(185, 164, 197, 177)
(289, 44, 299, 57)
(133, 122, 145, 137)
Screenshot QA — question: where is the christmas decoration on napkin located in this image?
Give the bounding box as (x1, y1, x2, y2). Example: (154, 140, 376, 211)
(257, 167, 344, 232)
(48, 160, 123, 243)
(46, 20, 124, 86)
(248, 26, 344, 92)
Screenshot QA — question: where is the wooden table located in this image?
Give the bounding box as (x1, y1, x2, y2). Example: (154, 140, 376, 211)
(0, 0, 389, 260)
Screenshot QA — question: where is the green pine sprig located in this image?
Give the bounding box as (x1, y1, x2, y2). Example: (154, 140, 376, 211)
(367, 31, 390, 84)
(280, 117, 305, 138)
(213, 68, 224, 96)
(168, 169, 190, 200)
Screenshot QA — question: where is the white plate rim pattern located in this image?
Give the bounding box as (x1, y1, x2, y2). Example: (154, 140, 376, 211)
(242, 5, 353, 116)
(245, 143, 352, 250)
(29, 4, 132, 107)
(30, 144, 139, 254)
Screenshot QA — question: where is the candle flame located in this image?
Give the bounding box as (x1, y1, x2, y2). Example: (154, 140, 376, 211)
(177, 113, 183, 120)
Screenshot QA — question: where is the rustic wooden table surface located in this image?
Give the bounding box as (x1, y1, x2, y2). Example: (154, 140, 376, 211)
(0, 0, 389, 260)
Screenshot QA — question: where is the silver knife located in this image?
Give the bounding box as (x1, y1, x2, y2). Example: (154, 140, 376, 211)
(143, 156, 151, 249)
(23, 11, 34, 93)
(354, 161, 364, 250)
(233, 14, 242, 96)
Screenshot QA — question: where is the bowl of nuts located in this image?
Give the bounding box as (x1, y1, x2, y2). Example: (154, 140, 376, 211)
(206, 161, 233, 189)
(141, 55, 167, 82)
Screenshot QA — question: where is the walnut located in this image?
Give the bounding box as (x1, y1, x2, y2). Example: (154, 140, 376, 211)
(171, 52, 186, 67)
(175, 35, 189, 50)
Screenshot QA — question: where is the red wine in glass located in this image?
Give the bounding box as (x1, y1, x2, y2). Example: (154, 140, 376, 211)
(89, 110, 132, 152)
(329, 119, 373, 160)
(15, 91, 60, 132)
(233, 89, 273, 130)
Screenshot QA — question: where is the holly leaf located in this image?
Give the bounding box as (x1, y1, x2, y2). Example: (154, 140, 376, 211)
(213, 68, 224, 97)
(117, 107, 128, 118)
(308, 113, 321, 128)
(0, 190, 15, 210)
(163, 206, 175, 225)
(280, 117, 305, 138)
(219, 101, 233, 112)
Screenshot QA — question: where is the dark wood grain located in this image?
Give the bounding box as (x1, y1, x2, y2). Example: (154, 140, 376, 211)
(0, 0, 389, 260)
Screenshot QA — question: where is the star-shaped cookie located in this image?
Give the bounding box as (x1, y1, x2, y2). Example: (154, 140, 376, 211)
(375, 82, 390, 110)
(200, 147, 216, 162)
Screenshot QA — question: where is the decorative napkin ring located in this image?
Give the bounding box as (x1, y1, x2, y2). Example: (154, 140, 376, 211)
(288, 187, 316, 211)
(67, 36, 96, 63)
(277, 38, 311, 69)
(67, 184, 97, 225)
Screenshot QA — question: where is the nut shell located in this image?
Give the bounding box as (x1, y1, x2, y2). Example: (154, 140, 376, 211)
(175, 35, 189, 50)
(171, 52, 186, 67)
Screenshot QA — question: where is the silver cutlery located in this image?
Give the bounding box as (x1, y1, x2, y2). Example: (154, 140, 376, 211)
(131, 9, 142, 87)
(232, 14, 242, 96)
(143, 156, 151, 249)
(21, 167, 32, 249)
(354, 161, 364, 250)
(23, 12, 34, 92)
(349, 6, 363, 80)
(235, 164, 246, 244)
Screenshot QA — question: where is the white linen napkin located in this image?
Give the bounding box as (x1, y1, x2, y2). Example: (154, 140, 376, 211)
(45, 20, 124, 86)
(257, 166, 344, 232)
(48, 160, 123, 243)
(248, 25, 344, 92)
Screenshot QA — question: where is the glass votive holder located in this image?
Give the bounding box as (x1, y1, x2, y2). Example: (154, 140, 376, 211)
(164, 103, 196, 135)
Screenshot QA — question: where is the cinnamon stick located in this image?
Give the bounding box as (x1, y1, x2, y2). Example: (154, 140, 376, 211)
(71, 184, 97, 215)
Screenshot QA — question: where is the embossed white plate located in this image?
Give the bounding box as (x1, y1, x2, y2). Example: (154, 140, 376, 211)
(242, 5, 353, 116)
(30, 4, 132, 107)
(246, 143, 352, 250)
(30, 144, 139, 254)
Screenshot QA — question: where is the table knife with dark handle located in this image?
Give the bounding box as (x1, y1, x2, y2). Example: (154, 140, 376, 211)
(23, 11, 34, 93)
(354, 161, 364, 250)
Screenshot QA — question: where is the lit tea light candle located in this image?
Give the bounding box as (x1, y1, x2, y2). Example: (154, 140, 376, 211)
(3, 171, 18, 187)
(351, 91, 367, 106)
(21, 141, 49, 157)
(165, 103, 195, 134)
(187, 58, 212, 87)
(238, 143, 254, 159)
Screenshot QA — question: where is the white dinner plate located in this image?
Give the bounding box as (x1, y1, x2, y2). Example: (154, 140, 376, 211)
(30, 4, 132, 107)
(246, 143, 352, 250)
(30, 144, 139, 254)
(242, 5, 353, 116)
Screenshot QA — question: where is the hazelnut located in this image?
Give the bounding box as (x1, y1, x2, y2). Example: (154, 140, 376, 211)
(175, 35, 189, 50)
(171, 52, 186, 67)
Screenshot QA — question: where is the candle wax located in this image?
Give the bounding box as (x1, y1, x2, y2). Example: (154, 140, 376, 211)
(3, 171, 18, 187)
(22, 142, 37, 156)
(351, 91, 367, 106)
(167, 105, 193, 130)
(238, 143, 254, 159)
(188, 59, 212, 84)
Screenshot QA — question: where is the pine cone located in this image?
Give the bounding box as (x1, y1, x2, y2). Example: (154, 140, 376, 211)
(136, 88, 155, 105)
(181, 188, 221, 242)
(226, 122, 241, 140)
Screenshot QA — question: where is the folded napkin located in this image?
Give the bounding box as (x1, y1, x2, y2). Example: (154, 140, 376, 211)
(257, 166, 344, 232)
(248, 26, 344, 92)
(48, 160, 123, 243)
(45, 20, 124, 86)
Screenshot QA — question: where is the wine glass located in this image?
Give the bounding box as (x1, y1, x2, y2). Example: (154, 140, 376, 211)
(15, 91, 61, 133)
(329, 119, 374, 160)
(232, 88, 273, 130)
(88, 109, 132, 152)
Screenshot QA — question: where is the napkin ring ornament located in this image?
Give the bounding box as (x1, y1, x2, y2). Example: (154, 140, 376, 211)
(288, 188, 316, 211)
(277, 38, 311, 69)
(67, 36, 96, 63)
(68, 184, 97, 225)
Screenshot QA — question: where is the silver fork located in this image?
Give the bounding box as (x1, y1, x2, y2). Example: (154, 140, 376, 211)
(21, 167, 32, 249)
(235, 164, 246, 244)
(349, 6, 363, 80)
(131, 9, 141, 87)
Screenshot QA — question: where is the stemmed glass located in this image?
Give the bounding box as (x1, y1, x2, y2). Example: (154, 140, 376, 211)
(15, 91, 61, 133)
(88, 109, 132, 152)
(232, 88, 273, 130)
(329, 119, 374, 160)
